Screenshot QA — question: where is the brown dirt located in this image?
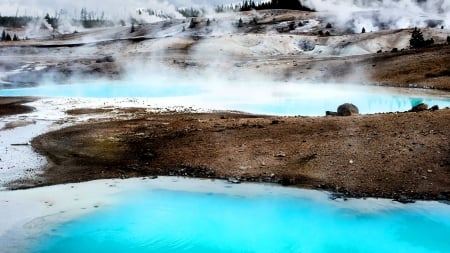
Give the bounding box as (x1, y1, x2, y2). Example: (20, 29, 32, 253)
(279, 44, 450, 89)
(0, 97, 36, 116)
(23, 109, 450, 201)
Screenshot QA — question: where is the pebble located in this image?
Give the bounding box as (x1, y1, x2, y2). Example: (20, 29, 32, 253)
(227, 177, 241, 184)
(275, 151, 286, 157)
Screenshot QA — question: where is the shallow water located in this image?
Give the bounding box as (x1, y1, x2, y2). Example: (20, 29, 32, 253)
(30, 183, 450, 253)
(1, 81, 449, 116)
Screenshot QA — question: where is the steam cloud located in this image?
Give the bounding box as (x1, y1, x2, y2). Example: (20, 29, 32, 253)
(302, 0, 450, 32)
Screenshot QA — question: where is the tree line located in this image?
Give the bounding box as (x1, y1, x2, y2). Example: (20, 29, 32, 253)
(216, 0, 313, 12)
(1, 29, 20, 41)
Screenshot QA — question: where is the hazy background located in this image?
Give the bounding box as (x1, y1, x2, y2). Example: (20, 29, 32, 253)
(0, 0, 236, 17)
(1, 0, 448, 30)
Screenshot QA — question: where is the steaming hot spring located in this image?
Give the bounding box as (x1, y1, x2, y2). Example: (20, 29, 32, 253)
(1, 3, 450, 253)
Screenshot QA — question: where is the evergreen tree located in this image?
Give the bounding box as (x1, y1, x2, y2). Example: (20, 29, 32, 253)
(13, 34, 19, 41)
(410, 27, 424, 48)
(362, 27, 366, 33)
(130, 23, 135, 33)
(1, 30, 6, 41)
(206, 19, 210, 26)
(188, 18, 196, 28)
(238, 18, 243, 28)
(409, 27, 434, 48)
(447, 35, 450, 44)
(5, 33, 11, 41)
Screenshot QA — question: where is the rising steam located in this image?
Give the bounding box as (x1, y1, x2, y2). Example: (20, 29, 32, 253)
(302, 0, 450, 32)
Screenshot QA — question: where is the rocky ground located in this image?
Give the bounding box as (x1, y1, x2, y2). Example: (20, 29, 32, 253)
(2, 102, 446, 202)
(0, 10, 449, 202)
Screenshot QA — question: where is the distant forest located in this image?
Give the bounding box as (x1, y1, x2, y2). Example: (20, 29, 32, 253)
(0, 0, 313, 29)
(0, 16, 34, 28)
(217, 0, 313, 12)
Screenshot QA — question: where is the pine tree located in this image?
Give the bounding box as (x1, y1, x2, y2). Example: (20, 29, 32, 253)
(447, 35, 450, 44)
(1, 30, 6, 41)
(5, 33, 11, 41)
(206, 19, 210, 26)
(188, 18, 195, 29)
(410, 27, 424, 48)
(409, 27, 434, 48)
(362, 27, 366, 33)
(130, 23, 135, 33)
(238, 18, 243, 28)
(13, 34, 19, 41)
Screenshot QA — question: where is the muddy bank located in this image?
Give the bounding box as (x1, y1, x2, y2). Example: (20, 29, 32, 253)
(20, 108, 450, 202)
(0, 97, 36, 116)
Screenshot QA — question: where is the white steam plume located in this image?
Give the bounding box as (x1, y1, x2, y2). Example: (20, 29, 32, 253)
(302, 0, 450, 32)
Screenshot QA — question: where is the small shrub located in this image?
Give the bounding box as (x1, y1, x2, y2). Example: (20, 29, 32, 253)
(325, 23, 332, 29)
(288, 21, 296, 31)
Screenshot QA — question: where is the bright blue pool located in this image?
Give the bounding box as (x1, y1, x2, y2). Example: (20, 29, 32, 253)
(1, 81, 449, 116)
(28, 180, 450, 253)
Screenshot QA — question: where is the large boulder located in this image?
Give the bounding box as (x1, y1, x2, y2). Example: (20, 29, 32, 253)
(409, 103, 428, 112)
(337, 103, 359, 116)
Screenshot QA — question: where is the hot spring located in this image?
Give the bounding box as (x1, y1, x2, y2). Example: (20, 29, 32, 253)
(1, 80, 449, 253)
(4, 178, 449, 253)
(1, 80, 449, 115)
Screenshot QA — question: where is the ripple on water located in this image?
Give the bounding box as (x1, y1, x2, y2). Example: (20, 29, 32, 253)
(29, 185, 450, 253)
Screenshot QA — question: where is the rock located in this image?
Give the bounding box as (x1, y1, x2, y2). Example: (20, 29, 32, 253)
(395, 195, 415, 204)
(96, 56, 115, 63)
(430, 105, 439, 111)
(337, 103, 359, 116)
(427, 170, 433, 173)
(227, 177, 241, 184)
(325, 111, 337, 116)
(275, 151, 286, 157)
(410, 103, 428, 112)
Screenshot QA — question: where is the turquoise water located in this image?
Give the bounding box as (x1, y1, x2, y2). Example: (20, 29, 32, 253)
(1, 81, 449, 116)
(31, 188, 450, 253)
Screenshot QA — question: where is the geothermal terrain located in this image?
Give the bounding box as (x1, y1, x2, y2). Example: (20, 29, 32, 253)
(0, 9, 449, 201)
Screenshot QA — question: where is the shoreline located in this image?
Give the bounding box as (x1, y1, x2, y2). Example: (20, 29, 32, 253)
(1, 96, 449, 203)
(2, 96, 447, 202)
(2, 176, 450, 253)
